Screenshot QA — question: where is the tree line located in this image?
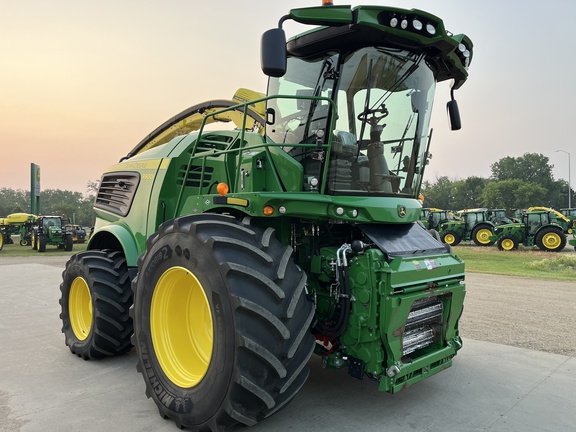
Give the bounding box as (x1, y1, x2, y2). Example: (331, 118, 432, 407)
(1, 153, 572, 224)
(0, 181, 98, 227)
(421, 153, 573, 211)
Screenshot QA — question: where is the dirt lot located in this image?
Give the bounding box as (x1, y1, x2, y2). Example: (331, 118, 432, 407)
(2, 255, 575, 357)
(459, 273, 576, 357)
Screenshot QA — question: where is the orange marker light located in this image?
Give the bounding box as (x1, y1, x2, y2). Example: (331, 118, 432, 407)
(322, 0, 334, 5)
(263, 205, 275, 216)
(217, 182, 229, 196)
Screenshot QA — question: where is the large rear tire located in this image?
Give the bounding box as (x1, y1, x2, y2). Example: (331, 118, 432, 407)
(535, 227, 566, 252)
(472, 225, 494, 246)
(59, 250, 133, 359)
(132, 214, 315, 431)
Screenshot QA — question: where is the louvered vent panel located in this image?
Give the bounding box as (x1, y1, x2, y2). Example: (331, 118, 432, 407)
(95, 172, 140, 216)
(177, 165, 214, 188)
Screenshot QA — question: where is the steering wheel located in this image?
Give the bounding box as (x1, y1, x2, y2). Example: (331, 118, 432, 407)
(357, 103, 389, 124)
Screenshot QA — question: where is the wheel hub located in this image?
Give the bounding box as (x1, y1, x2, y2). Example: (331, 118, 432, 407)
(476, 229, 492, 244)
(151, 266, 214, 388)
(69, 276, 93, 340)
(542, 233, 560, 249)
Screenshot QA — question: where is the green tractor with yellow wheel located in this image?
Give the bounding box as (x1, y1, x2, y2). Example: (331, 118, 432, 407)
(0, 213, 37, 246)
(59, 2, 473, 430)
(490, 209, 568, 252)
(34, 215, 73, 252)
(438, 208, 501, 246)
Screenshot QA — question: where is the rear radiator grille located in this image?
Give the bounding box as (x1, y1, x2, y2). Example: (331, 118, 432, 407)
(402, 297, 443, 356)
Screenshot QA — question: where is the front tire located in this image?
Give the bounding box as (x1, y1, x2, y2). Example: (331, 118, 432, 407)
(497, 235, 518, 251)
(59, 250, 133, 359)
(64, 233, 73, 251)
(38, 234, 46, 252)
(132, 214, 315, 431)
(441, 230, 461, 246)
(535, 227, 566, 252)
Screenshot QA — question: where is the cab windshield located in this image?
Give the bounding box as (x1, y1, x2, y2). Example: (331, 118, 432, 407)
(266, 47, 436, 198)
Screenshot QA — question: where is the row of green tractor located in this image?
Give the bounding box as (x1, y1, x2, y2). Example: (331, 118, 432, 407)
(421, 207, 576, 252)
(0, 213, 86, 252)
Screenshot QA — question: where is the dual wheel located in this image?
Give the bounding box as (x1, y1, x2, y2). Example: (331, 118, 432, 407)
(60, 214, 315, 430)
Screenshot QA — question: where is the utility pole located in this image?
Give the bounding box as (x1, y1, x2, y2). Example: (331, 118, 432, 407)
(555, 150, 571, 208)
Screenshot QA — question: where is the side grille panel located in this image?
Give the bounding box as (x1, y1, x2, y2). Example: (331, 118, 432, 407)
(95, 172, 140, 216)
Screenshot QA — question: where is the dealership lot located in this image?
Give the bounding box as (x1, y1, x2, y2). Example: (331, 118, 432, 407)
(1, 257, 575, 432)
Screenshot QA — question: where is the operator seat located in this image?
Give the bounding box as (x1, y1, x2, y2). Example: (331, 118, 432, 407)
(327, 130, 358, 191)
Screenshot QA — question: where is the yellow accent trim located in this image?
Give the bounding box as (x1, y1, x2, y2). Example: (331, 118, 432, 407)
(69, 277, 92, 341)
(151, 266, 213, 388)
(227, 198, 249, 207)
(528, 206, 570, 223)
(106, 159, 163, 173)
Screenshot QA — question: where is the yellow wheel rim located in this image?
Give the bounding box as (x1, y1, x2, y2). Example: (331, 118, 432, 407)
(151, 267, 214, 388)
(476, 228, 492, 245)
(542, 233, 561, 249)
(444, 233, 456, 244)
(69, 277, 93, 340)
(501, 238, 515, 250)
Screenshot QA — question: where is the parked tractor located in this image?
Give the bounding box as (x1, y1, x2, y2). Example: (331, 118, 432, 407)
(65, 224, 87, 243)
(420, 208, 458, 232)
(0, 213, 37, 246)
(59, 3, 473, 430)
(33, 215, 73, 252)
(439, 208, 502, 246)
(490, 209, 568, 252)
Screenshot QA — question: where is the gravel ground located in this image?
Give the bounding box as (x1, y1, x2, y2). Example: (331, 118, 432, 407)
(2, 255, 574, 356)
(460, 273, 576, 357)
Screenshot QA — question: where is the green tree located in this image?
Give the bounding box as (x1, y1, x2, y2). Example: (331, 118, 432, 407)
(451, 176, 488, 210)
(481, 179, 548, 210)
(421, 176, 456, 209)
(490, 153, 555, 190)
(40, 189, 96, 226)
(0, 188, 30, 216)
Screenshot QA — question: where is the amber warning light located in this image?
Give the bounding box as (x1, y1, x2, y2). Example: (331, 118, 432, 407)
(322, 0, 334, 5)
(217, 183, 229, 196)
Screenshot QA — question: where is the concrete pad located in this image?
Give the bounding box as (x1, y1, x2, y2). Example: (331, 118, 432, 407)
(1, 262, 574, 431)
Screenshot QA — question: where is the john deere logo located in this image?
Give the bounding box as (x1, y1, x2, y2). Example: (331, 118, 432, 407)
(398, 206, 407, 218)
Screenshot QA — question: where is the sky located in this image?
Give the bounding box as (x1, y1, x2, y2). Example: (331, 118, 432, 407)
(1, 0, 575, 195)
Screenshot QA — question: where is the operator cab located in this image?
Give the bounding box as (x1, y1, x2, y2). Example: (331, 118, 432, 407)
(266, 47, 434, 197)
(262, 5, 471, 200)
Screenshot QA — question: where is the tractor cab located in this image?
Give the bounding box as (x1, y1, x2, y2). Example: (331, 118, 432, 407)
(262, 5, 471, 205)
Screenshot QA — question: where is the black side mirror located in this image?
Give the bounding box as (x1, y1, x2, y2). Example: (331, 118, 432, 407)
(447, 99, 461, 131)
(261, 28, 287, 77)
